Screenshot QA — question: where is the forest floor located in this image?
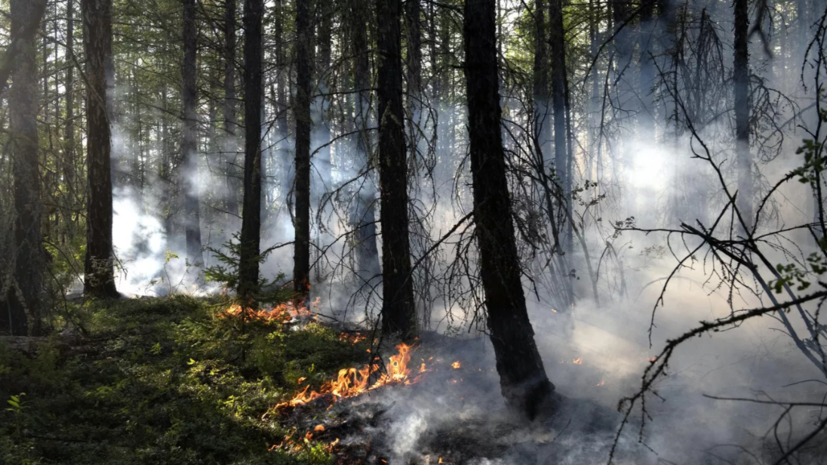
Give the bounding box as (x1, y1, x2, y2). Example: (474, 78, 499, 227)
(0, 297, 635, 465)
(0, 296, 373, 465)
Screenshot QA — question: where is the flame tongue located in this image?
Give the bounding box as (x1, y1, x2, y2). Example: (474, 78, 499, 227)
(275, 343, 422, 409)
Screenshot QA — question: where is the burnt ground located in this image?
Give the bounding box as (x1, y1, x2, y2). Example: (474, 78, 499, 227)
(271, 331, 650, 465)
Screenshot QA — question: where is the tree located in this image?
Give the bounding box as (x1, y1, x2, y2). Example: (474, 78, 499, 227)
(63, 0, 76, 229)
(549, 0, 570, 251)
(82, 0, 119, 299)
(223, 0, 239, 218)
(237, 0, 263, 299)
(532, 0, 549, 157)
(181, 0, 204, 267)
(376, 0, 417, 340)
(294, 0, 312, 296)
(1, 0, 47, 336)
(351, 0, 381, 281)
(733, 0, 753, 230)
(463, 0, 557, 419)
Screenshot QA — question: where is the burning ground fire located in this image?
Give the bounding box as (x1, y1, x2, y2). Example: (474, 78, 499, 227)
(219, 298, 319, 324)
(273, 342, 428, 410)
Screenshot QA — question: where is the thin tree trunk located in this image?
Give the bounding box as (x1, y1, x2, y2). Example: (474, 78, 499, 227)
(82, 0, 118, 299)
(377, 0, 416, 339)
(733, 0, 753, 229)
(352, 0, 381, 280)
(182, 0, 203, 266)
(275, 0, 289, 205)
(293, 0, 312, 296)
(406, 0, 422, 158)
(64, 0, 76, 228)
(4, 0, 46, 336)
(639, 0, 655, 138)
(463, 0, 557, 420)
(223, 0, 239, 218)
(237, 0, 263, 299)
(533, 0, 549, 158)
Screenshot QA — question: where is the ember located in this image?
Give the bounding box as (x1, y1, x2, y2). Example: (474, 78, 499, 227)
(274, 343, 425, 409)
(451, 361, 461, 369)
(572, 357, 583, 365)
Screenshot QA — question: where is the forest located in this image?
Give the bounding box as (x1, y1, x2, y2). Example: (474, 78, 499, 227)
(1, 0, 826, 463)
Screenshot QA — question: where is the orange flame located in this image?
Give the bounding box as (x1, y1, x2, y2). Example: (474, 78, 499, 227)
(451, 361, 461, 369)
(572, 357, 583, 365)
(219, 300, 317, 325)
(274, 343, 424, 409)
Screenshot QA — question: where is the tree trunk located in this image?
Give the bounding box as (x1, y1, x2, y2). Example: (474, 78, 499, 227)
(463, 0, 557, 420)
(639, 0, 655, 139)
(275, 0, 289, 205)
(237, 0, 263, 299)
(405, 0, 422, 159)
(182, 0, 203, 267)
(377, 0, 416, 340)
(549, 0, 570, 252)
(3, 0, 46, 336)
(223, 0, 239, 218)
(533, 0, 549, 158)
(293, 0, 312, 296)
(352, 0, 381, 280)
(82, 0, 118, 299)
(733, 0, 752, 230)
(64, 0, 76, 229)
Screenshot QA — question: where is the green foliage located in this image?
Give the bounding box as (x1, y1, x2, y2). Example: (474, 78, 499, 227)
(204, 236, 291, 305)
(0, 297, 363, 464)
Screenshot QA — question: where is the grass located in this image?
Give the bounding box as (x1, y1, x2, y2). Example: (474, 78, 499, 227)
(0, 296, 369, 465)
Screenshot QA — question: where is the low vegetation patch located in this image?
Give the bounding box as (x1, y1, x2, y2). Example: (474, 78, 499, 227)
(0, 296, 369, 465)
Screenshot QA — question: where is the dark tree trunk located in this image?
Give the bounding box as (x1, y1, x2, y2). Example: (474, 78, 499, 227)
(275, 0, 289, 200)
(351, 0, 381, 280)
(314, 0, 332, 197)
(549, 0, 570, 251)
(181, 0, 203, 266)
(405, 0, 422, 156)
(733, 0, 752, 229)
(463, 0, 556, 420)
(237, 0, 263, 299)
(64, 0, 76, 226)
(0, 1, 46, 99)
(3, 0, 46, 336)
(223, 0, 239, 218)
(82, 0, 118, 299)
(532, 0, 549, 157)
(293, 0, 312, 296)
(377, 0, 416, 340)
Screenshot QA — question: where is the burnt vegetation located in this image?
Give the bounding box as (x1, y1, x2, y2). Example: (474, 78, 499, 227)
(1, 0, 827, 463)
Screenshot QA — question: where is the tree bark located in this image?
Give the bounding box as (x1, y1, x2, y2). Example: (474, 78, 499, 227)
(377, 0, 416, 340)
(3, 0, 45, 336)
(223, 0, 239, 218)
(549, 0, 570, 252)
(64, 0, 76, 230)
(181, 0, 203, 266)
(463, 0, 557, 420)
(82, 0, 118, 299)
(293, 0, 312, 296)
(532, 0, 549, 157)
(405, 0, 422, 159)
(237, 0, 264, 299)
(352, 0, 381, 280)
(733, 0, 753, 229)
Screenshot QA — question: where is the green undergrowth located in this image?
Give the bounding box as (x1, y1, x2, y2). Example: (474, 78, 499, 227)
(0, 296, 369, 465)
